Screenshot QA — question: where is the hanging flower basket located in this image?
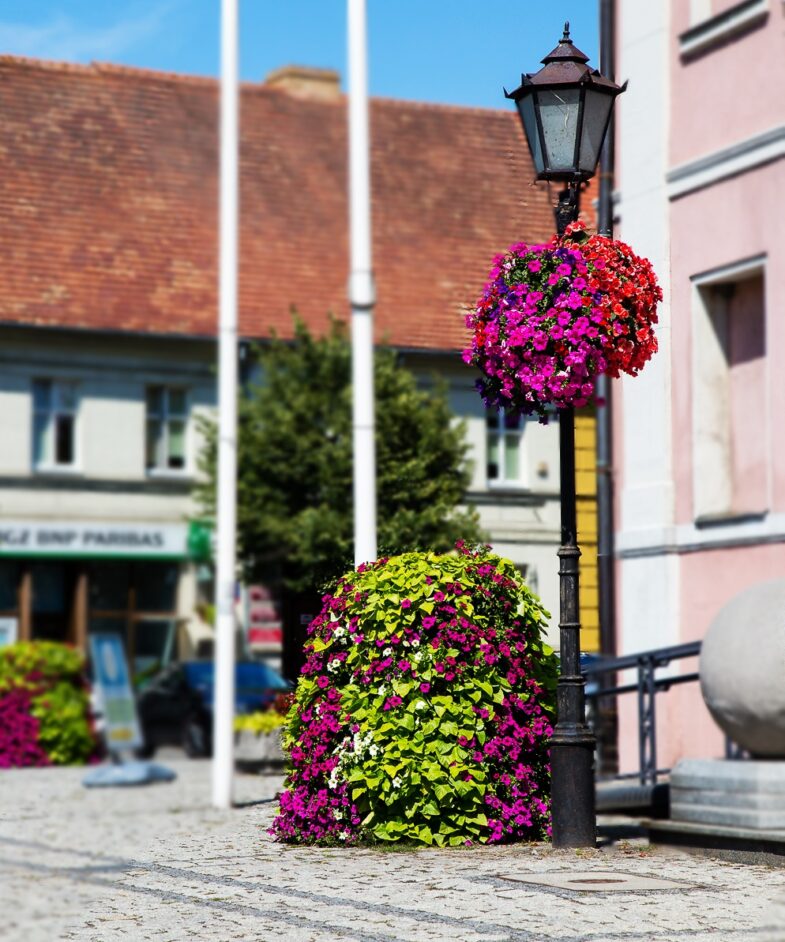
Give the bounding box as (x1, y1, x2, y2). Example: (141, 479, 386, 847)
(463, 221, 661, 420)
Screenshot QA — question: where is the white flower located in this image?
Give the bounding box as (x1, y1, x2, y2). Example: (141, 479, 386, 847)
(377, 685, 386, 696)
(414, 700, 427, 712)
(383, 647, 393, 657)
(392, 776, 402, 789)
(369, 744, 379, 757)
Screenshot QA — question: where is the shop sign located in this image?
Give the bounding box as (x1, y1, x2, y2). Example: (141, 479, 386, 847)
(0, 520, 190, 558)
(89, 633, 143, 752)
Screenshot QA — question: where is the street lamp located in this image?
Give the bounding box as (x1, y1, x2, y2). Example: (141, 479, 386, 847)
(505, 23, 625, 848)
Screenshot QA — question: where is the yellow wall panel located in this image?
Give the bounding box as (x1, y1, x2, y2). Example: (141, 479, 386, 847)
(574, 409, 599, 654)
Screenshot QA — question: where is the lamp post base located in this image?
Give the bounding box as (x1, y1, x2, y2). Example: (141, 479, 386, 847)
(550, 726, 597, 847)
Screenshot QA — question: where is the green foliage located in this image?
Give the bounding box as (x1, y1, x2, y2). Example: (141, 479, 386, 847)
(0, 640, 85, 692)
(196, 318, 484, 592)
(0, 641, 97, 765)
(31, 680, 96, 765)
(273, 547, 557, 846)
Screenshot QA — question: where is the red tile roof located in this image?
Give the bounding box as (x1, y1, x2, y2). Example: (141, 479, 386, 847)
(0, 56, 593, 352)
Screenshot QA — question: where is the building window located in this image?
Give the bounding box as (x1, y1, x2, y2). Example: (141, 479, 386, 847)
(146, 386, 188, 471)
(692, 258, 767, 520)
(680, 0, 769, 57)
(32, 379, 78, 469)
(487, 410, 526, 486)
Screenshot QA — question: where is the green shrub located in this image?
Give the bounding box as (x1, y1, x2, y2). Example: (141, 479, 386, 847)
(272, 544, 557, 846)
(0, 641, 98, 766)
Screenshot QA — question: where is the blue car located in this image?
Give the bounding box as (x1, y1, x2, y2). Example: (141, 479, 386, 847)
(136, 660, 291, 758)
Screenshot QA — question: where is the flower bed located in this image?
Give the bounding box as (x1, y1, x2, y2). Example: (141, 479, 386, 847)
(271, 544, 557, 846)
(464, 221, 661, 419)
(0, 641, 99, 768)
(234, 697, 291, 765)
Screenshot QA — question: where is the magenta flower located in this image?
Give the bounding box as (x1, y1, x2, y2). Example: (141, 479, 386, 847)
(271, 545, 555, 848)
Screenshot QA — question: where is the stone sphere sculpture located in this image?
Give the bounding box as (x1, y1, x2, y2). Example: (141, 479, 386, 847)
(700, 579, 785, 758)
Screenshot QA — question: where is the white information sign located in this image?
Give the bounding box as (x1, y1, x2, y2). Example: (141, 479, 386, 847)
(89, 634, 144, 753)
(0, 617, 18, 647)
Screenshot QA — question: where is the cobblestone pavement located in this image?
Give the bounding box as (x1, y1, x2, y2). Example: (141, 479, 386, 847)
(1, 758, 783, 942)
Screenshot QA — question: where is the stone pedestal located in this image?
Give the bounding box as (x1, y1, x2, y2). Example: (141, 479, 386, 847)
(234, 729, 285, 765)
(671, 758, 785, 830)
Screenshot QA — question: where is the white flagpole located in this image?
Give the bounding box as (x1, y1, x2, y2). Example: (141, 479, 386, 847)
(212, 0, 239, 809)
(348, 0, 377, 567)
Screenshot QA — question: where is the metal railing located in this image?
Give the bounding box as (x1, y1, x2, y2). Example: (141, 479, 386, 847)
(583, 641, 703, 786)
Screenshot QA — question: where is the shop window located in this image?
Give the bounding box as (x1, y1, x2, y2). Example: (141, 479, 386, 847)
(89, 562, 131, 611)
(135, 563, 178, 612)
(88, 562, 180, 675)
(135, 618, 178, 673)
(32, 379, 78, 470)
(487, 409, 527, 487)
(692, 260, 767, 520)
(31, 562, 75, 642)
(0, 563, 20, 613)
(146, 386, 188, 471)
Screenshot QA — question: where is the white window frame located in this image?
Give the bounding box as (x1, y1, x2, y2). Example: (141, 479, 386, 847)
(486, 409, 528, 489)
(691, 255, 768, 521)
(680, 0, 769, 57)
(145, 385, 190, 475)
(32, 378, 80, 473)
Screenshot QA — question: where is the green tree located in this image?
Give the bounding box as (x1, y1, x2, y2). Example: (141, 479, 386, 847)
(197, 319, 484, 594)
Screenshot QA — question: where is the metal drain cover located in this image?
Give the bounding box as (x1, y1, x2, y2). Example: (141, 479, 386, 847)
(498, 870, 691, 892)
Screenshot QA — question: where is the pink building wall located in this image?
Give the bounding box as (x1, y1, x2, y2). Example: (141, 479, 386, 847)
(669, 4, 783, 166)
(669, 162, 785, 524)
(615, 0, 785, 774)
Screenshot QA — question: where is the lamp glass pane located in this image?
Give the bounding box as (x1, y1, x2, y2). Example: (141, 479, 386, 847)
(516, 95, 544, 174)
(579, 89, 615, 174)
(536, 88, 580, 172)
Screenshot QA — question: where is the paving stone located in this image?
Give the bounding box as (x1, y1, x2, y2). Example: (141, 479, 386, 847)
(0, 759, 783, 942)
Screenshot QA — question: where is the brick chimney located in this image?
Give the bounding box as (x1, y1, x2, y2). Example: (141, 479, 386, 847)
(264, 66, 342, 101)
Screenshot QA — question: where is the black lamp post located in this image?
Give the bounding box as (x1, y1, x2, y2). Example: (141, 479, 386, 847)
(505, 23, 625, 848)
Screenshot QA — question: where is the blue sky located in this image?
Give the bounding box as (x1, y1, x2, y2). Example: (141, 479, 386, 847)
(0, 1, 599, 110)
